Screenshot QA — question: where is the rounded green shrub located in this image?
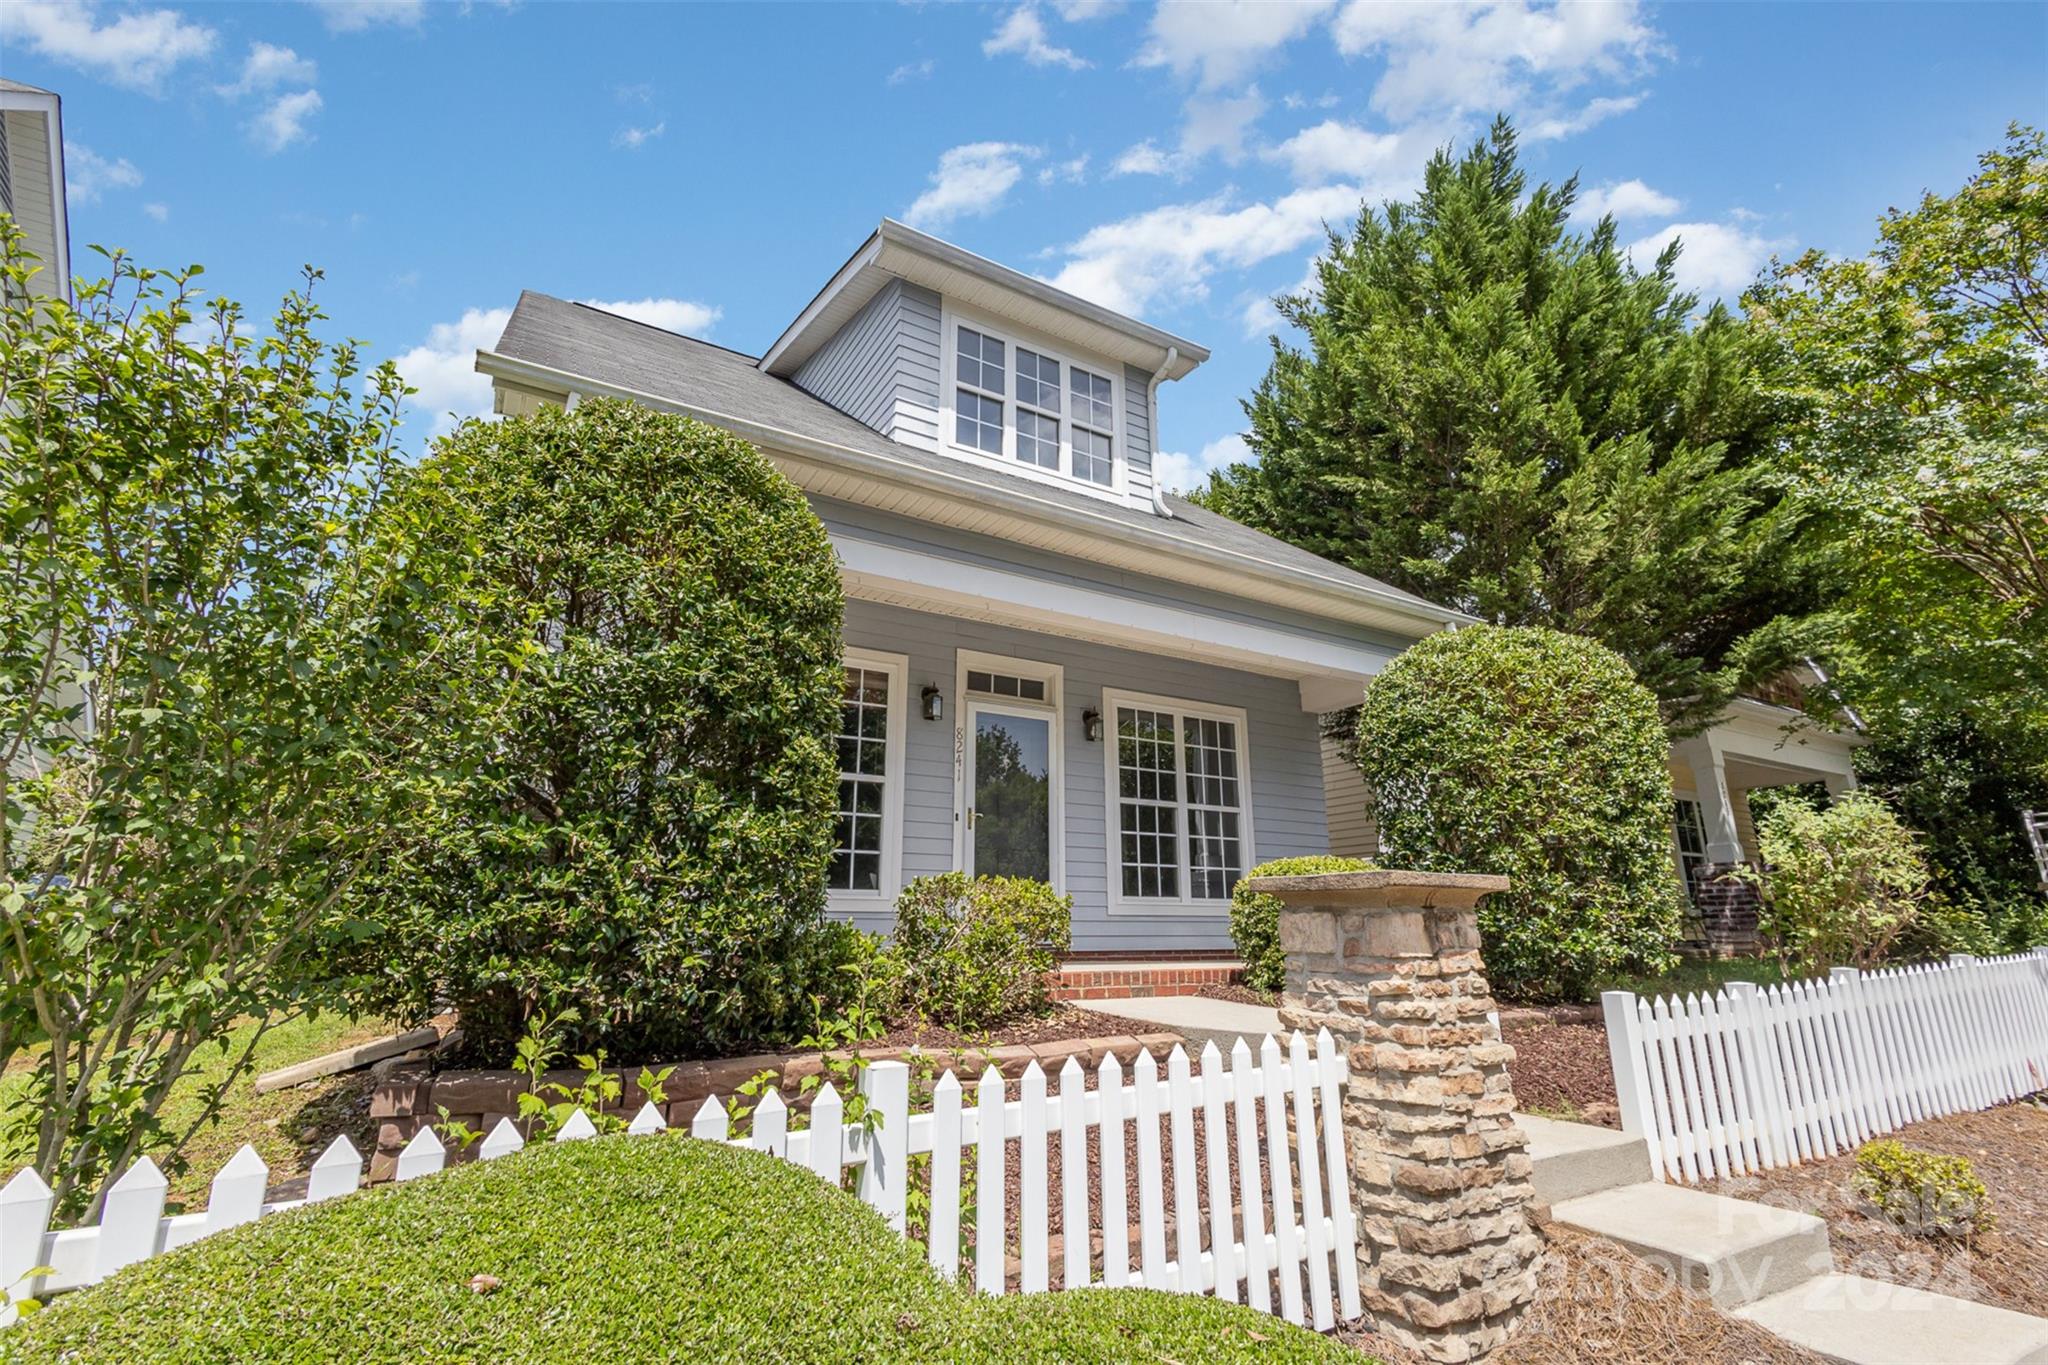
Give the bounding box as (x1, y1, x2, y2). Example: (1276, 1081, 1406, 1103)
(1229, 855, 1376, 994)
(892, 874, 1072, 1029)
(1740, 791, 1932, 971)
(2, 1138, 1354, 1363)
(1357, 625, 1683, 1001)
(340, 398, 851, 1061)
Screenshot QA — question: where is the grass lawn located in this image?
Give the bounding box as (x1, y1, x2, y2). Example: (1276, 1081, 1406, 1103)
(1, 1011, 398, 1212)
(1593, 954, 1793, 1001)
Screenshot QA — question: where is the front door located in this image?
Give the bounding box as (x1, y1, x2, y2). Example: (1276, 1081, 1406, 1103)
(966, 702, 1053, 882)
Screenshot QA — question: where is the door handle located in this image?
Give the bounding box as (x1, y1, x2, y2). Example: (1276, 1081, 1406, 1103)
(965, 807, 978, 829)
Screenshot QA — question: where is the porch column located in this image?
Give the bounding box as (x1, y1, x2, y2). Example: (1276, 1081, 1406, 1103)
(1254, 869, 1541, 1364)
(1674, 735, 1743, 864)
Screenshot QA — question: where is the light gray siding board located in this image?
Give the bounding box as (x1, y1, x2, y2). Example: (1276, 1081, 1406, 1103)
(792, 279, 943, 451)
(838, 597, 1330, 952)
(1122, 363, 1154, 501)
(1320, 734, 1379, 859)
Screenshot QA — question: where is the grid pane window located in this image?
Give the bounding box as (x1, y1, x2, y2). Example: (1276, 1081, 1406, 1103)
(1016, 409, 1060, 468)
(830, 666, 890, 892)
(1016, 348, 1061, 412)
(1114, 701, 1248, 902)
(1073, 427, 1113, 485)
(956, 327, 1006, 395)
(956, 390, 1003, 454)
(1117, 707, 1180, 898)
(1070, 367, 1114, 429)
(1183, 715, 1244, 899)
(967, 670, 1046, 702)
(1674, 798, 1708, 904)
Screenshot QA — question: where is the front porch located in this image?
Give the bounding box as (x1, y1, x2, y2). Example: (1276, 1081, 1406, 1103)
(1672, 700, 1863, 956)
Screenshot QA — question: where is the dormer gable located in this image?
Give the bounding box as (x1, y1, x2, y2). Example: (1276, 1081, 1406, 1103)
(762, 220, 1208, 516)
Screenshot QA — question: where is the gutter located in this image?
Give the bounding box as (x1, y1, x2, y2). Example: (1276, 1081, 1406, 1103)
(476, 347, 1470, 634)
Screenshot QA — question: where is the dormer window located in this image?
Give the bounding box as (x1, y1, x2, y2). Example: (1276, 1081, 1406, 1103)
(945, 316, 1121, 494)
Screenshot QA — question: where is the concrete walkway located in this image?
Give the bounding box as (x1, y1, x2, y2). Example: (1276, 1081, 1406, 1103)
(1072, 994, 1281, 1051)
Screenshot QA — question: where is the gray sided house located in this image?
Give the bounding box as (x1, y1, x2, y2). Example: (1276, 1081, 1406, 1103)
(478, 220, 1465, 954)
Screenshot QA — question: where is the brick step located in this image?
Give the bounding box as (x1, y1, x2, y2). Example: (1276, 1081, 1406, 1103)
(1051, 959, 1244, 1002)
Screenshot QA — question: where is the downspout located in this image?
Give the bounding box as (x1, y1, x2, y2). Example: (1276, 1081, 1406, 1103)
(1148, 346, 1179, 518)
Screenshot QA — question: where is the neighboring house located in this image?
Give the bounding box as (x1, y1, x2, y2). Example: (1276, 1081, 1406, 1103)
(477, 220, 1470, 955)
(1321, 665, 1865, 957)
(0, 78, 70, 304)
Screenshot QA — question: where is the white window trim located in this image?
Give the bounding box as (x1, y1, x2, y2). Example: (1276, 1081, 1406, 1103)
(1102, 688, 1256, 917)
(953, 650, 1065, 894)
(938, 300, 1130, 506)
(828, 647, 909, 913)
(1673, 795, 1709, 904)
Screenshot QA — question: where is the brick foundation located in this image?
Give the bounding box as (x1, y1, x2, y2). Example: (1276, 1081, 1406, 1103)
(1686, 863, 1762, 958)
(1249, 869, 1542, 1364)
(1049, 960, 1244, 1001)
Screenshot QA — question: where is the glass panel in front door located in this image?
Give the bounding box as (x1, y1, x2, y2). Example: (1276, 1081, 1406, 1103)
(972, 709, 1052, 882)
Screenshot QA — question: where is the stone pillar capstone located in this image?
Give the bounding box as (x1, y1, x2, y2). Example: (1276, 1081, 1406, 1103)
(1245, 868, 1543, 1364)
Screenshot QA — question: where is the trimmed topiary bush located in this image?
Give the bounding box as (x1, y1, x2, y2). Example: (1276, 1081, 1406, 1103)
(1357, 625, 1683, 1001)
(1, 1138, 1355, 1363)
(1229, 855, 1376, 994)
(338, 398, 852, 1062)
(892, 874, 1072, 1029)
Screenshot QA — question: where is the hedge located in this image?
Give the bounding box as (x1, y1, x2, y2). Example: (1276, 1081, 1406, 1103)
(3, 1138, 1361, 1364)
(1356, 625, 1683, 1001)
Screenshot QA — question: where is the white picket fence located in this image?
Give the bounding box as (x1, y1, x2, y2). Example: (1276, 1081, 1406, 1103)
(3, 1030, 1360, 1332)
(1603, 948, 2048, 1184)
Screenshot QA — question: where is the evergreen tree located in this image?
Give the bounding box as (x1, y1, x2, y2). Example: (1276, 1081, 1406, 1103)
(1201, 119, 1817, 733)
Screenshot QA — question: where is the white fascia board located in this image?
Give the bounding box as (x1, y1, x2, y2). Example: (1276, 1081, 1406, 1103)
(833, 527, 1396, 704)
(474, 347, 1470, 639)
(1709, 702, 1864, 778)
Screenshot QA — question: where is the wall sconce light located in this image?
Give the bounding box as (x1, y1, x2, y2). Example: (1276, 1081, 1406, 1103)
(921, 686, 944, 722)
(1083, 708, 1103, 742)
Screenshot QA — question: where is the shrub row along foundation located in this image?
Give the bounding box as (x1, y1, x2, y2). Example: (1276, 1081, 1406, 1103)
(368, 1031, 1181, 1182)
(1254, 869, 1542, 1364)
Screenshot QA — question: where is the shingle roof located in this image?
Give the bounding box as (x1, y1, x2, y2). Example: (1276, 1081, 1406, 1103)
(489, 291, 1461, 628)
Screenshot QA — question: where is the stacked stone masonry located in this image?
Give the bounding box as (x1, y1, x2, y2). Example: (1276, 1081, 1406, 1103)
(1255, 870, 1542, 1364)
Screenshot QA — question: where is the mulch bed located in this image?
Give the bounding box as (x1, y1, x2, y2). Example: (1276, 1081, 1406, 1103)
(866, 1004, 1170, 1053)
(1501, 1018, 1620, 1128)
(1707, 1101, 2048, 1318)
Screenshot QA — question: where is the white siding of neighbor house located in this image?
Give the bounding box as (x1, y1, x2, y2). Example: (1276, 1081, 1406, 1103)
(791, 278, 942, 451)
(837, 597, 1330, 953)
(2, 110, 61, 300)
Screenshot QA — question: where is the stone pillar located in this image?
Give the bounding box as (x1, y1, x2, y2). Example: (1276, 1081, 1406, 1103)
(1248, 869, 1542, 1364)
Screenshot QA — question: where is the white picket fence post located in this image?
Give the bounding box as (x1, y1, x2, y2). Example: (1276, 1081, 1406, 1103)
(1601, 947, 2048, 1184)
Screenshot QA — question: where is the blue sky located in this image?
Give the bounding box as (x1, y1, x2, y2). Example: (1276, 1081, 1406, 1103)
(5, 0, 2044, 486)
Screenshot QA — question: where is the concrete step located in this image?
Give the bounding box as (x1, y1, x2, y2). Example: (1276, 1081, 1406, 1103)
(1549, 1180, 1831, 1309)
(1734, 1273, 2048, 1365)
(1518, 1113, 1654, 1205)
(1071, 995, 1282, 1052)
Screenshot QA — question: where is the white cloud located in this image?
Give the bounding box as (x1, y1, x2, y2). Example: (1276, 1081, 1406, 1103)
(983, 5, 1091, 70)
(251, 90, 323, 154)
(397, 296, 721, 437)
(1046, 182, 1361, 317)
(217, 41, 316, 96)
(1153, 434, 1250, 494)
(1524, 92, 1641, 141)
(1036, 154, 1091, 186)
(1331, 0, 1659, 124)
(143, 202, 170, 222)
(613, 121, 667, 151)
(307, 0, 426, 32)
(903, 142, 1042, 229)
(1627, 221, 1782, 298)
(1572, 178, 1680, 223)
(1238, 257, 1323, 337)
(0, 0, 215, 93)
(1265, 119, 1408, 185)
(1111, 140, 1180, 177)
(887, 58, 935, 85)
(1051, 0, 1120, 17)
(1138, 0, 1336, 90)
(65, 144, 144, 204)
(1179, 87, 1267, 165)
